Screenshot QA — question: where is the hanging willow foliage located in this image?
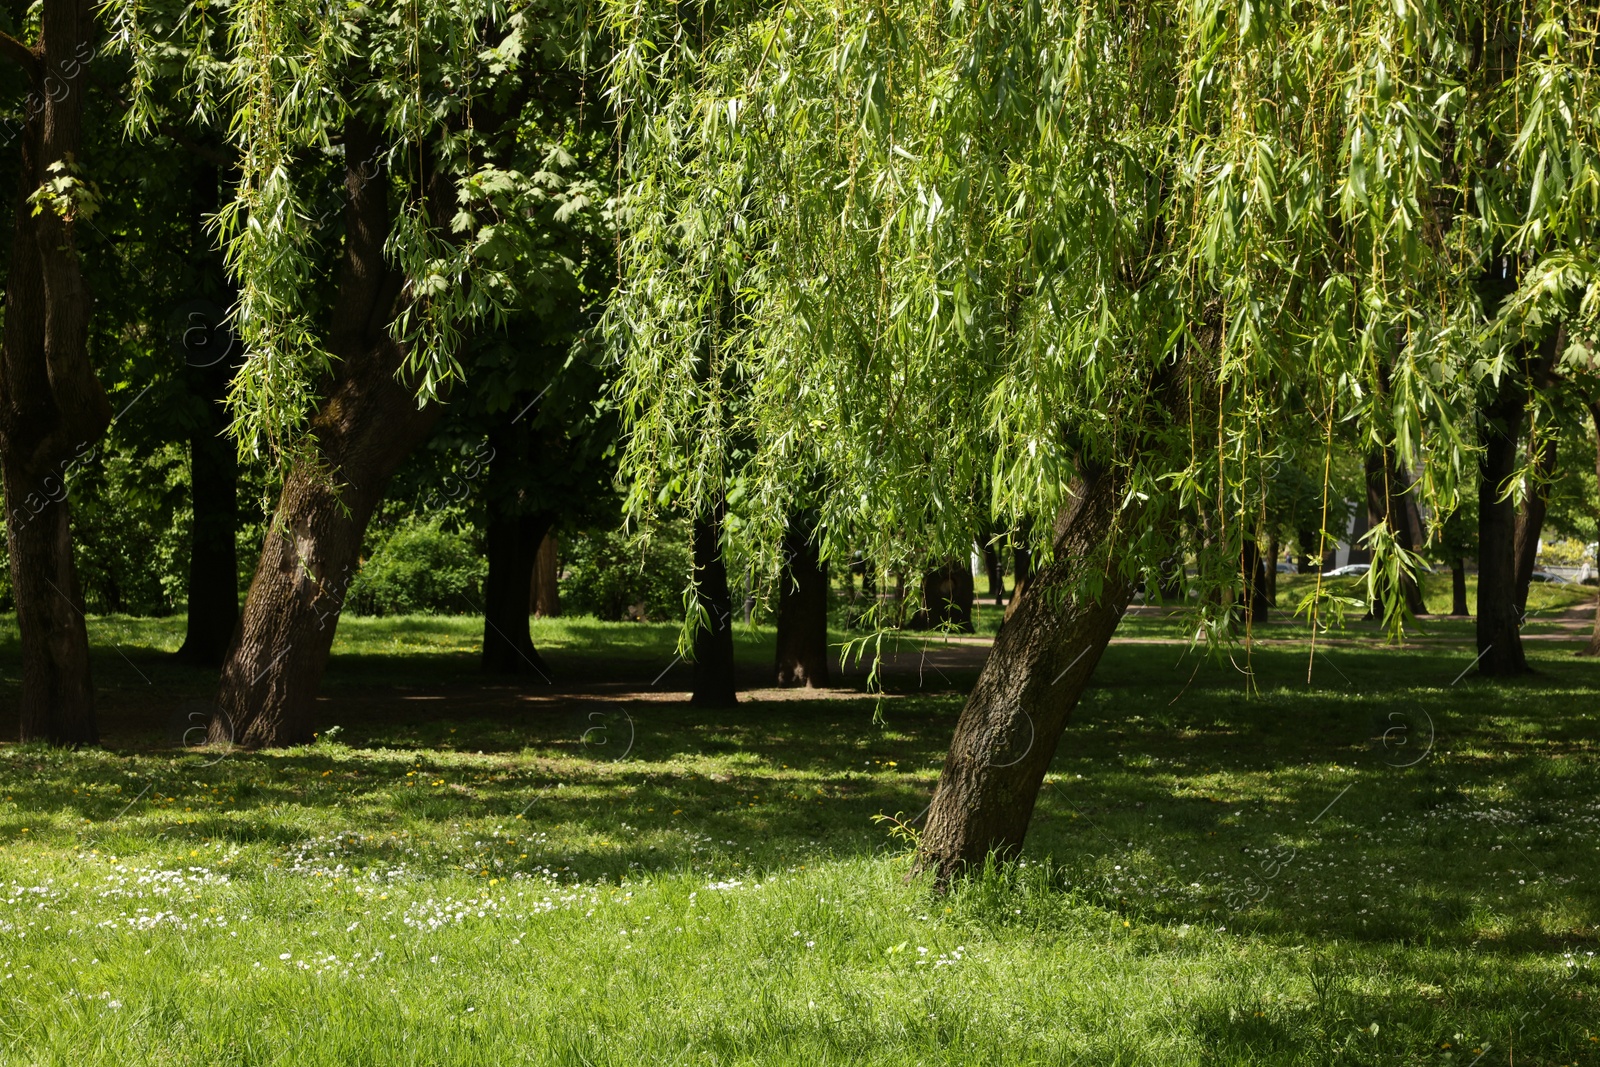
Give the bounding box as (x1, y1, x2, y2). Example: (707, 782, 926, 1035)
(602, 0, 1600, 638)
(106, 0, 597, 460)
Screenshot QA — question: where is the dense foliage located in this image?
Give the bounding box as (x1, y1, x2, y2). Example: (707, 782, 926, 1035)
(603, 0, 1600, 632)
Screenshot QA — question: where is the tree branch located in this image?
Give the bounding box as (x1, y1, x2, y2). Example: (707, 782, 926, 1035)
(0, 29, 39, 83)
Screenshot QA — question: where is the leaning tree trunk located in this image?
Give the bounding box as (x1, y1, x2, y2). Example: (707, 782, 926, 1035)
(1512, 431, 1556, 616)
(774, 513, 829, 687)
(1476, 378, 1530, 675)
(690, 504, 738, 706)
(212, 116, 443, 747)
(0, 0, 111, 744)
(912, 465, 1132, 884)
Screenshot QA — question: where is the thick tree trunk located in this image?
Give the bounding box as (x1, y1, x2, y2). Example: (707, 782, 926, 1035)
(531, 531, 560, 617)
(912, 466, 1131, 883)
(690, 504, 737, 707)
(1451, 558, 1470, 617)
(774, 514, 829, 687)
(212, 116, 444, 746)
(0, 0, 111, 744)
(1476, 379, 1530, 675)
(174, 314, 239, 666)
(483, 508, 552, 676)
(1512, 432, 1556, 616)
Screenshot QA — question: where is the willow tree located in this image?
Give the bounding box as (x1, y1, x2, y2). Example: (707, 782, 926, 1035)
(112, 0, 596, 745)
(605, 0, 1600, 880)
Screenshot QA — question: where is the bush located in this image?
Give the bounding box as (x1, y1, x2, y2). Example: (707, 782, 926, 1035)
(346, 519, 486, 616)
(561, 522, 691, 621)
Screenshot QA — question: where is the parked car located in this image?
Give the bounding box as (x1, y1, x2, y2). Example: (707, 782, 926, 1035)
(1529, 570, 1569, 584)
(1322, 563, 1370, 577)
(1275, 561, 1298, 574)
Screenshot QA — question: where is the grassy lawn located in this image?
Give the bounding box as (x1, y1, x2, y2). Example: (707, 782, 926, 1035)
(0, 612, 1598, 1064)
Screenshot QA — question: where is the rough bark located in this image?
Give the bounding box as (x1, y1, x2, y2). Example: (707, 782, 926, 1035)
(690, 504, 737, 707)
(212, 116, 443, 746)
(1476, 377, 1530, 675)
(1512, 431, 1556, 616)
(911, 465, 1132, 883)
(531, 531, 560, 617)
(0, 0, 111, 744)
(774, 513, 829, 687)
(1450, 558, 1470, 617)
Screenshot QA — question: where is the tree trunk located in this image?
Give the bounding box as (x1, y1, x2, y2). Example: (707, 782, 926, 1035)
(1005, 534, 1033, 621)
(1346, 504, 1372, 565)
(917, 560, 975, 632)
(911, 465, 1131, 884)
(1364, 449, 1428, 619)
(981, 542, 1005, 606)
(1241, 538, 1270, 625)
(173, 307, 240, 666)
(1584, 402, 1600, 657)
(531, 531, 560, 617)
(690, 504, 737, 706)
(1264, 532, 1279, 604)
(173, 153, 241, 667)
(1451, 558, 1470, 617)
(774, 513, 829, 687)
(483, 507, 552, 676)
(0, 0, 111, 744)
(175, 410, 240, 665)
(1476, 378, 1530, 675)
(212, 115, 444, 746)
(1512, 432, 1556, 616)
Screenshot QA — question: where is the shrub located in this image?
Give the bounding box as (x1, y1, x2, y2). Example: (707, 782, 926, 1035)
(346, 519, 486, 616)
(561, 522, 691, 621)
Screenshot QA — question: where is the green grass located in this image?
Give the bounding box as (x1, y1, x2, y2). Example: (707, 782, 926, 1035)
(1, 613, 1598, 1064)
